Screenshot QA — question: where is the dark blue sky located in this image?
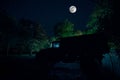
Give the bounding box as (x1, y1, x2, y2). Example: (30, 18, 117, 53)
(0, 0, 95, 36)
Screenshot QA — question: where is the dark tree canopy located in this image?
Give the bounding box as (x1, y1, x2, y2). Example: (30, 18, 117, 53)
(18, 19, 49, 54)
(87, 0, 120, 49)
(54, 19, 74, 39)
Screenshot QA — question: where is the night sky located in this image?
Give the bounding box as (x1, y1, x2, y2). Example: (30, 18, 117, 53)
(0, 0, 95, 36)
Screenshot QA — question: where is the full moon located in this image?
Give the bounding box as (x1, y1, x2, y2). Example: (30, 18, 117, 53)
(69, 5, 77, 13)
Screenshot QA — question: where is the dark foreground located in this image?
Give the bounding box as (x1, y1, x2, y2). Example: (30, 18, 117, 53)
(0, 55, 119, 80)
(0, 55, 80, 80)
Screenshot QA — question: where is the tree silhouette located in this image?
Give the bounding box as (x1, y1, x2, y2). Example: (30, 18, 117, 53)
(18, 19, 49, 55)
(87, 0, 120, 51)
(54, 19, 74, 39)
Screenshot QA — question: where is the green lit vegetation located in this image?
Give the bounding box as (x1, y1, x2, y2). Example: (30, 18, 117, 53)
(54, 19, 74, 38)
(0, 0, 120, 55)
(86, 0, 120, 51)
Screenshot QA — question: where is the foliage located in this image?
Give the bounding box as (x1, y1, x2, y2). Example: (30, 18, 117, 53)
(54, 19, 74, 38)
(0, 12, 49, 55)
(86, 0, 112, 34)
(74, 30, 83, 36)
(26, 39, 48, 53)
(87, 0, 120, 50)
(18, 19, 49, 54)
(102, 49, 120, 76)
(50, 36, 58, 42)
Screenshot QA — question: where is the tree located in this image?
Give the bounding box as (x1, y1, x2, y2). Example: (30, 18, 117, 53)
(87, 0, 120, 53)
(86, 0, 112, 34)
(18, 19, 49, 55)
(74, 30, 83, 36)
(54, 19, 74, 39)
(18, 19, 35, 39)
(33, 23, 49, 51)
(33, 24, 48, 40)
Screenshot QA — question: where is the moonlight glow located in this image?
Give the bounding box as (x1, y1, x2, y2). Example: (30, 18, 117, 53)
(69, 5, 77, 13)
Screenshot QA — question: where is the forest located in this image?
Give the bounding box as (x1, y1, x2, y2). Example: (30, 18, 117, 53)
(0, 0, 120, 56)
(0, 0, 120, 79)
